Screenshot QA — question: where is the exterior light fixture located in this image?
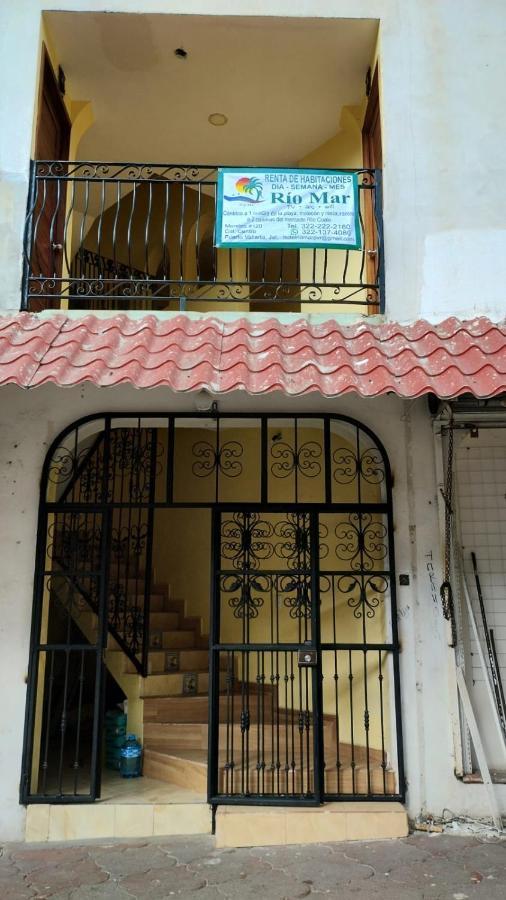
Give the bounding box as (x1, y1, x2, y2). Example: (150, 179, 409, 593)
(174, 48, 188, 59)
(208, 113, 228, 127)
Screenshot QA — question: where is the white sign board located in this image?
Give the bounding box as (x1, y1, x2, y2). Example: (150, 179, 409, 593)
(216, 168, 361, 249)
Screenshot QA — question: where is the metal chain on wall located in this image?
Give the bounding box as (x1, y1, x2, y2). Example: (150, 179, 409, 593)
(440, 421, 458, 647)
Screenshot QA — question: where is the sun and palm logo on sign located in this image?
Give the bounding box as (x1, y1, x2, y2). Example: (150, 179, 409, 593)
(224, 176, 264, 203)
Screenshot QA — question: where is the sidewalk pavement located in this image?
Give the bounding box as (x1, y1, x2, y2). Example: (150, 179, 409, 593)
(1, 832, 505, 899)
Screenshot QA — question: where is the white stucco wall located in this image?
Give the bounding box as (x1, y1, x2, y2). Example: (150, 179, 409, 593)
(1, 0, 505, 323)
(0, 382, 504, 841)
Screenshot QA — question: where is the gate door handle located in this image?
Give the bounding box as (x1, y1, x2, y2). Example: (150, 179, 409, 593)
(298, 647, 317, 667)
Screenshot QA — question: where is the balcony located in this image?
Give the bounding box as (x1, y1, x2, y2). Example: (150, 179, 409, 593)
(22, 161, 383, 314)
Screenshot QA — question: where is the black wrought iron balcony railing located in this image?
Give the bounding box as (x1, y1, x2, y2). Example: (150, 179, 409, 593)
(22, 161, 384, 312)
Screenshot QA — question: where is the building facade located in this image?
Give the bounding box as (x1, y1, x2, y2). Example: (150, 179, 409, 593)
(0, 0, 505, 844)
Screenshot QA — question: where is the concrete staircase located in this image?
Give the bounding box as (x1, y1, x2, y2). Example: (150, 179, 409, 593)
(72, 576, 396, 798)
(138, 587, 397, 797)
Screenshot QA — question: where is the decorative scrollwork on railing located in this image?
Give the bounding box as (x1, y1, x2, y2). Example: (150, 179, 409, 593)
(45, 573, 96, 620)
(47, 443, 95, 490)
(46, 516, 102, 571)
(110, 523, 149, 564)
(220, 573, 271, 619)
(271, 440, 322, 479)
(280, 574, 312, 619)
(107, 582, 144, 654)
(334, 513, 388, 571)
(337, 574, 389, 619)
(27, 276, 377, 306)
(78, 452, 102, 502)
(333, 446, 386, 487)
(110, 428, 163, 503)
(221, 513, 274, 569)
(192, 440, 243, 479)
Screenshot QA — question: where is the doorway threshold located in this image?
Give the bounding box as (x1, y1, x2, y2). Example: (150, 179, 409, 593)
(24, 774, 211, 842)
(215, 802, 408, 848)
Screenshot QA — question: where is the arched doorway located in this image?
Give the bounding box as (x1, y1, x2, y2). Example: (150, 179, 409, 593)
(21, 413, 404, 807)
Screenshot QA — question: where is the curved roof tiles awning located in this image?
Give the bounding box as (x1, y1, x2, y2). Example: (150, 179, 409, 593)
(0, 313, 504, 398)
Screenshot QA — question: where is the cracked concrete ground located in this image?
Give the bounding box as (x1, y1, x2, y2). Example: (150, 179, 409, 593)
(1, 833, 505, 899)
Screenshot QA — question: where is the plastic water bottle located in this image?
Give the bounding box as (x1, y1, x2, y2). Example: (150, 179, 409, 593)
(119, 734, 142, 778)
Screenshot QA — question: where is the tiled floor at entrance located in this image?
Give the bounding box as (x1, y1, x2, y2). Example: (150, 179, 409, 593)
(99, 769, 205, 804)
(25, 769, 210, 842)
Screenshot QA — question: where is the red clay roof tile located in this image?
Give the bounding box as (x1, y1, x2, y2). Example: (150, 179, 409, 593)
(0, 313, 504, 398)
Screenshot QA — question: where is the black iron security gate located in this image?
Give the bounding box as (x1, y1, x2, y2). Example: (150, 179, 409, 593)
(208, 504, 403, 805)
(21, 412, 404, 806)
(209, 510, 322, 804)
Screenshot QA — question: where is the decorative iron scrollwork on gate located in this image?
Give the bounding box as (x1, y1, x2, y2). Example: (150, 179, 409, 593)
(192, 440, 243, 478)
(221, 512, 275, 569)
(281, 574, 313, 619)
(332, 445, 386, 486)
(334, 512, 388, 571)
(220, 573, 270, 619)
(337, 573, 389, 620)
(271, 439, 322, 479)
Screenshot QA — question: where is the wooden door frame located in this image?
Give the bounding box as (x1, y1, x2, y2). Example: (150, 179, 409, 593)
(362, 64, 381, 311)
(35, 44, 71, 159)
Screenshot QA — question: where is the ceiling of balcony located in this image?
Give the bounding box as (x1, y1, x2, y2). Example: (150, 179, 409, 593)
(44, 13, 378, 167)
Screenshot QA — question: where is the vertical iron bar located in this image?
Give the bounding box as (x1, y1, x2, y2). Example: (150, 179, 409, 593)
(127, 183, 137, 271)
(378, 650, 387, 793)
(49, 177, 61, 279)
(260, 418, 268, 504)
(310, 509, 323, 802)
(141, 428, 158, 676)
(96, 180, 106, 276)
(166, 415, 175, 505)
(56, 647, 71, 796)
(62, 177, 74, 277)
(21, 160, 37, 310)
(162, 181, 170, 280)
(374, 170, 386, 313)
(207, 508, 221, 802)
(91, 416, 111, 801)
(145, 181, 153, 277)
(111, 180, 121, 275)
(195, 183, 202, 281)
(72, 648, 85, 795)
(348, 649, 356, 794)
(41, 649, 55, 795)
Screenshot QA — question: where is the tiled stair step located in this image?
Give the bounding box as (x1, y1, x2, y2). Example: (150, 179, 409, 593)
(144, 694, 277, 725)
(137, 649, 222, 675)
(144, 723, 386, 768)
(324, 766, 397, 794)
(140, 669, 228, 698)
(143, 748, 208, 793)
(218, 764, 396, 796)
(148, 612, 180, 630)
(159, 630, 199, 650)
(107, 628, 196, 651)
(144, 717, 332, 761)
(109, 578, 167, 593)
(152, 630, 207, 650)
(119, 593, 172, 613)
(219, 754, 396, 794)
(143, 748, 396, 796)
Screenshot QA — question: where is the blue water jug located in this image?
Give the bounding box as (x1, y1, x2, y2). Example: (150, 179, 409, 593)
(119, 734, 142, 778)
